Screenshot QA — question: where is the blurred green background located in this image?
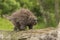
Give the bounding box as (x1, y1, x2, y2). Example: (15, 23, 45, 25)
(0, 0, 60, 31)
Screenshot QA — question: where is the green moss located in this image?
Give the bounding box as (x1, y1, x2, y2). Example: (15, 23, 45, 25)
(0, 18, 13, 31)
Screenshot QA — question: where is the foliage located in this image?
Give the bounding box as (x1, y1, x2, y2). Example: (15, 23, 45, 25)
(0, 0, 20, 16)
(0, 0, 55, 17)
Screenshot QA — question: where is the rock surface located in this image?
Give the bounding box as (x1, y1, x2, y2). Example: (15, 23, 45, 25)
(0, 27, 58, 40)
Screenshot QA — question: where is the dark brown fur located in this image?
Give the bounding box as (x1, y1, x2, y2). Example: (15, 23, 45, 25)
(9, 8, 37, 31)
